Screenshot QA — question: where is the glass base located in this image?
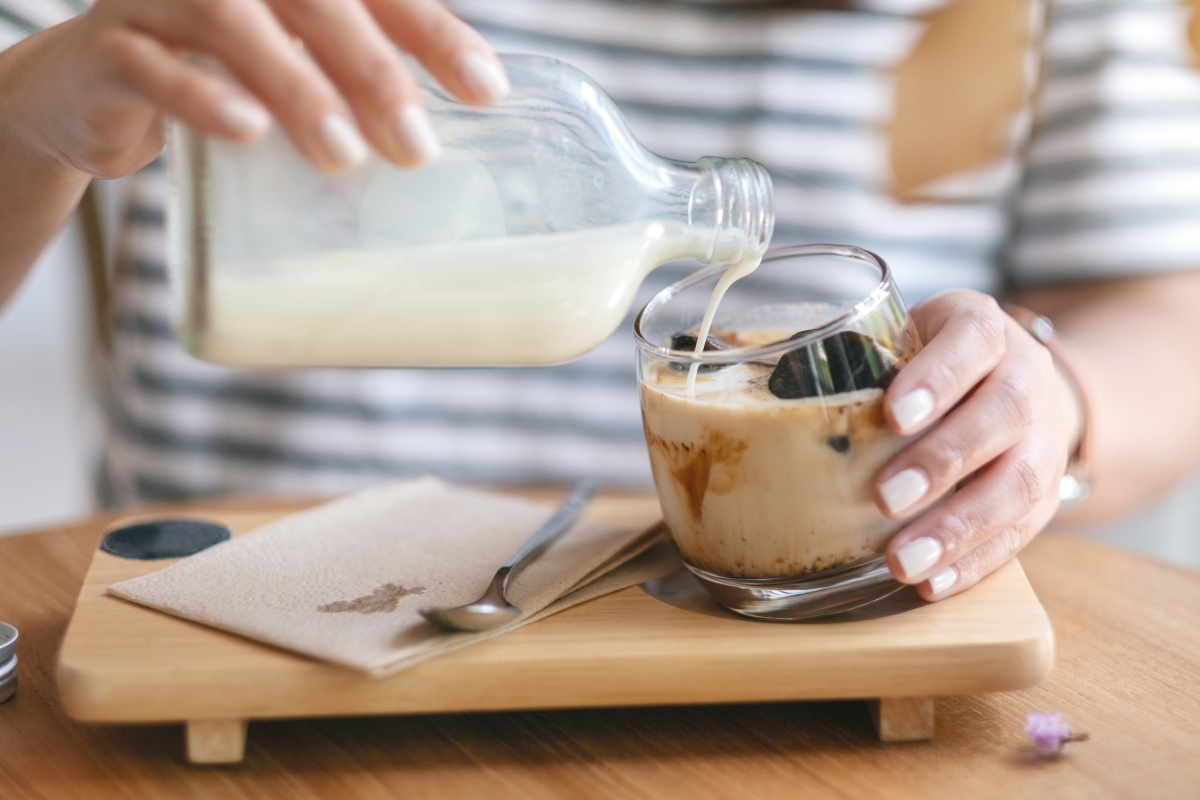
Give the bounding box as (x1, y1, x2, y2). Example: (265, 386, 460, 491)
(686, 554, 903, 621)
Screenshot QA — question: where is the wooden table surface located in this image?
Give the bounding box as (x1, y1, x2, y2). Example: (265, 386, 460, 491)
(1, 496, 1198, 799)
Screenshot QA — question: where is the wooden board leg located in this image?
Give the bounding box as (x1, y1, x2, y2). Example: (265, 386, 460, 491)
(868, 697, 934, 742)
(185, 719, 248, 764)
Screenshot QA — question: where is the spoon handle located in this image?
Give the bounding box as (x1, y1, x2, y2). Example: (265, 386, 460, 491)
(498, 480, 597, 579)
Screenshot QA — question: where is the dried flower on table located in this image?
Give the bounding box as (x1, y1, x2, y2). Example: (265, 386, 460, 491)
(1025, 712, 1089, 756)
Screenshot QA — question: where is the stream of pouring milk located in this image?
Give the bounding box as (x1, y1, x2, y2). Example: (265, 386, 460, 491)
(685, 252, 765, 393)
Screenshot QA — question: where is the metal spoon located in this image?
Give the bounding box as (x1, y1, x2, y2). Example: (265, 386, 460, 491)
(420, 480, 597, 632)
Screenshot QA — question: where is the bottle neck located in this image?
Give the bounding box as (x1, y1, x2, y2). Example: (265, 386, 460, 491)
(666, 156, 774, 265)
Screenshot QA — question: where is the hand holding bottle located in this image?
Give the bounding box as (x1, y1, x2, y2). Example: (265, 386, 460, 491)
(11, 0, 509, 180)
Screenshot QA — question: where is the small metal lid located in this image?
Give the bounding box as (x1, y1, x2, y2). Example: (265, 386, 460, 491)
(0, 622, 16, 663)
(0, 654, 17, 704)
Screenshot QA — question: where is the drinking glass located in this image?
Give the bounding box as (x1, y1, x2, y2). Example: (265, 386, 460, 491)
(634, 244, 921, 620)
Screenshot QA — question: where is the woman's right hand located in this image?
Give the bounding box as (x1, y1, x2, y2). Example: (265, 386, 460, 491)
(26, 0, 509, 179)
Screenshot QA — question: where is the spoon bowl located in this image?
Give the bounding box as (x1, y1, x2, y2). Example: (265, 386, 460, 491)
(420, 481, 597, 632)
(423, 597, 522, 632)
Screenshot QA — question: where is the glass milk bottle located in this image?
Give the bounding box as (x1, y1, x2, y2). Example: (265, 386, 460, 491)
(166, 53, 774, 367)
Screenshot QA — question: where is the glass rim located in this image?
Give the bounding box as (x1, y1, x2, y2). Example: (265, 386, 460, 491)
(633, 243, 895, 365)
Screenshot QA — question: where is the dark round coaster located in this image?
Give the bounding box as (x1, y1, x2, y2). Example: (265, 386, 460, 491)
(100, 519, 232, 560)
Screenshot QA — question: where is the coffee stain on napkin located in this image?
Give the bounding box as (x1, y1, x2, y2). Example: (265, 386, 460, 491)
(319, 583, 426, 614)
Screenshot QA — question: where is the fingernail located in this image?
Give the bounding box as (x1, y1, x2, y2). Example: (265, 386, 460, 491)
(218, 97, 270, 139)
(892, 388, 935, 433)
(895, 536, 943, 580)
(319, 113, 368, 169)
(394, 104, 441, 164)
(460, 51, 511, 102)
(879, 468, 929, 515)
(928, 566, 958, 596)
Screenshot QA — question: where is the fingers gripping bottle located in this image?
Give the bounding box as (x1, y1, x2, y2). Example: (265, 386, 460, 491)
(166, 54, 774, 367)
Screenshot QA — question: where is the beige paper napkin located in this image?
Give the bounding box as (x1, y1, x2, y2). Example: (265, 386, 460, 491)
(108, 477, 675, 676)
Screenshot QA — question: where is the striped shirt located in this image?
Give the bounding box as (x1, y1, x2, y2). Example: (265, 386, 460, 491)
(5, 0, 1200, 504)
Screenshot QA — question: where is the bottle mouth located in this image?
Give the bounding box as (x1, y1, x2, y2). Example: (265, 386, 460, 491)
(693, 156, 775, 266)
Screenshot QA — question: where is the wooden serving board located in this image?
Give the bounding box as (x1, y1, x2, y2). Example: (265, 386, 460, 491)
(57, 492, 1054, 764)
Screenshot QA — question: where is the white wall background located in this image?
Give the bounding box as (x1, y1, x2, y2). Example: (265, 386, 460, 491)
(1079, 470, 1200, 569)
(0, 213, 100, 535)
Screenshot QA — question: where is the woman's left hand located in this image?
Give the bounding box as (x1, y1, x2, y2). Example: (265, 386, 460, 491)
(876, 290, 1080, 600)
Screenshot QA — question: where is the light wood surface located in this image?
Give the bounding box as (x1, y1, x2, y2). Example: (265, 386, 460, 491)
(55, 491, 1050, 761)
(2, 494, 1199, 798)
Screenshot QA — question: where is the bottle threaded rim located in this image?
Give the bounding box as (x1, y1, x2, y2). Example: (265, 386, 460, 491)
(695, 156, 775, 265)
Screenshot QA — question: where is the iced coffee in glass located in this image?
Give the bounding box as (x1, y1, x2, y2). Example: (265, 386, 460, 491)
(634, 245, 920, 620)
